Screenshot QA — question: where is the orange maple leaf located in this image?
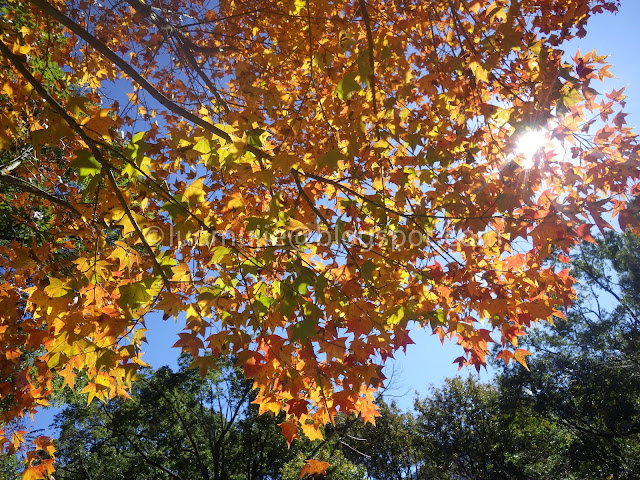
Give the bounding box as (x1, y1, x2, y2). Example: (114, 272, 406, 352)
(299, 459, 331, 478)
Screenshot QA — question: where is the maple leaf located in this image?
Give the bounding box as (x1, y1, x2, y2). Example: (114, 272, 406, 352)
(44, 277, 71, 298)
(300, 422, 324, 442)
(0, 0, 639, 475)
(287, 398, 310, 418)
(22, 466, 43, 480)
(33, 436, 55, 458)
(279, 419, 300, 447)
(299, 459, 331, 478)
(576, 224, 597, 244)
(514, 349, 532, 371)
(183, 177, 207, 208)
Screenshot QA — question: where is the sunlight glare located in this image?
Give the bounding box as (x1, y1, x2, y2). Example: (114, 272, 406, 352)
(516, 129, 548, 168)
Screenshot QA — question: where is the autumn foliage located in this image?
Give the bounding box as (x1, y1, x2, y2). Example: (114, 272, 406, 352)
(1, 0, 639, 475)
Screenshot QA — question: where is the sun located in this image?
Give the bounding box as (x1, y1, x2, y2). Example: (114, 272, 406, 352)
(516, 129, 549, 168)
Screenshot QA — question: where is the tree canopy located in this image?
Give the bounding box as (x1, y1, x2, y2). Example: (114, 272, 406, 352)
(497, 231, 640, 478)
(50, 355, 367, 480)
(345, 231, 640, 480)
(1, 0, 639, 476)
(6, 231, 640, 479)
(51, 355, 342, 480)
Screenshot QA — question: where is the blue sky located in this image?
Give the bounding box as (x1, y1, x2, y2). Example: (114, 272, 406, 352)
(29, 1, 640, 432)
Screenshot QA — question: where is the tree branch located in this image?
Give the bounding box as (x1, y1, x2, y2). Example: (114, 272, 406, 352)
(358, 0, 379, 120)
(0, 37, 172, 292)
(27, 0, 267, 160)
(0, 173, 83, 218)
(123, 0, 229, 113)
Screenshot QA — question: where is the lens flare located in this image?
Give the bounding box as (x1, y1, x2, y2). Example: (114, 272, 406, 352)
(516, 129, 548, 168)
